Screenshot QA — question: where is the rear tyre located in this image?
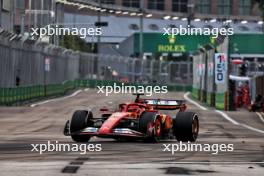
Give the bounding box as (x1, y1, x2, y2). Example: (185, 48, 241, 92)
(70, 110, 93, 142)
(173, 112, 199, 142)
(139, 112, 162, 142)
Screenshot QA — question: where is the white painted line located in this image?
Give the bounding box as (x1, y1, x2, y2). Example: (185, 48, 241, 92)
(183, 92, 208, 110)
(84, 88, 89, 91)
(163, 161, 264, 164)
(240, 123, 264, 134)
(184, 92, 264, 134)
(215, 110, 240, 125)
(256, 112, 264, 123)
(214, 110, 264, 134)
(30, 90, 82, 107)
(261, 112, 264, 121)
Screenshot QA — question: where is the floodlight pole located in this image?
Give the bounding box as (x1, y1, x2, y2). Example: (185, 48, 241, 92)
(187, 1, 195, 26)
(40, 0, 44, 28)
(97, 0, 102, 53)
(0, 0, 2, 27)
(187, 1, 195, 85)
(11, 0, 16, 32)
(139, 0, 144, 59)
(28, 0, 32, 32)
(20, 13, 25, 34)
(261, 1, 264, 33)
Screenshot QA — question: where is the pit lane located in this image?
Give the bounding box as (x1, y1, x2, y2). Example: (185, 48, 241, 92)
(0, 90, 263, 175)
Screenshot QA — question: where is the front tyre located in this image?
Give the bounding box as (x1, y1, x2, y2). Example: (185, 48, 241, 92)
(139, 112, 162, 142)
(173, 112, 199, 142)
(70, 110, 93, 142)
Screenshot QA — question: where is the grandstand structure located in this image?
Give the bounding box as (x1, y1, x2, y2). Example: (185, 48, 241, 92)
(62, 0, 263, 61)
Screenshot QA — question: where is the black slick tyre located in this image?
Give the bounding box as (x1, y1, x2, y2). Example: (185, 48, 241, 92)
(139, 112, 162, 142)
(70, 110, 93, 142)
(173, 112, 199, 142)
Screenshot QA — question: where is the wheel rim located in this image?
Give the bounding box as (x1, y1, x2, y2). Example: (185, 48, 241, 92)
(154, 119, 161, 137)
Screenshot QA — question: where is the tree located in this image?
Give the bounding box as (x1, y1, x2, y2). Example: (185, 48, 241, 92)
(60, 35, 94, 53)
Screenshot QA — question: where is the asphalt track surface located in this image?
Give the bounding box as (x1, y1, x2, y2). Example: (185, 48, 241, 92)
(0, 90, 263, 176)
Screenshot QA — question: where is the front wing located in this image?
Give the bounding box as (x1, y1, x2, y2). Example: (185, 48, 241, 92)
(65, 124, 146, 138)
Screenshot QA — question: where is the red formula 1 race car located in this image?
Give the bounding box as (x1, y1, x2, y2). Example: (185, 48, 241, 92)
(64, 94, 199, 142)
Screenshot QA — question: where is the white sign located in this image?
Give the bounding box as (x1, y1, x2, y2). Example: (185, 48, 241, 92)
(45, 58, 50, 72)
(215, 53, 227, 84)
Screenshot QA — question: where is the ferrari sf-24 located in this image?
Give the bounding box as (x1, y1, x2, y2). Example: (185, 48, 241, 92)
(64, 94, 199, 142)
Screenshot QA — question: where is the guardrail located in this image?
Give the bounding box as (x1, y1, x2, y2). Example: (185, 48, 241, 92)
(0, 79, 192, 106)
(0, 80, 74, 106)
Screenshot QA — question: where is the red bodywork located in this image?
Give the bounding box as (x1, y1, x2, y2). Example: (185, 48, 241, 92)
(78, 97, 187, 138)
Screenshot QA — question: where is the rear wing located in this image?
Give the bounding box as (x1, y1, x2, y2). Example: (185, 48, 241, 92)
(144, 99, 186, 110)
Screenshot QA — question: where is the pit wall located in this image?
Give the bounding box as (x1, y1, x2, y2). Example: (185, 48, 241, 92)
(192, 37, 229, 110)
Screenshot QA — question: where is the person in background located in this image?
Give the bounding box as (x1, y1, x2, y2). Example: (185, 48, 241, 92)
(250, 94, 264, 112)
(242, 82, 250, 107)
(15, 69, 21, 87)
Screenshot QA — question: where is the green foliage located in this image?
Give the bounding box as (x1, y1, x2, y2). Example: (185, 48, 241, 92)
(60, 35, 93, 52)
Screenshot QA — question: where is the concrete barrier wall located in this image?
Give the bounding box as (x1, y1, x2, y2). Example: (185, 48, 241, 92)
(192, 37, 229, 110)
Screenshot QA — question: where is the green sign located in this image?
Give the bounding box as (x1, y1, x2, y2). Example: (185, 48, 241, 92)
(229, 34, 264, 54)
(133, 33, 213, 54)
(133, 33, 264, 55)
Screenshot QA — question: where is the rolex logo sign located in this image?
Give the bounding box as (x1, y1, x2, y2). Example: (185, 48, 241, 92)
(168, 35, 176, 44)
(158, 34, 185, 52)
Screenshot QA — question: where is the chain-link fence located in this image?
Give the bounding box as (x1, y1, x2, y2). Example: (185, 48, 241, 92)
(0, 31, 80, 87)
(0, 29, 192, 89)
(0, 29, 193, 105)
(97, 56, 192, 85)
